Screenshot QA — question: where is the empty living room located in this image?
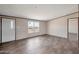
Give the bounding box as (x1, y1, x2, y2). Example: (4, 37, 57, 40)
(0, 4, 79, 54)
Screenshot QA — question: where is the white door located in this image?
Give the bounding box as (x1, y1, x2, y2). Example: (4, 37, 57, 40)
(2, 18, 15, 43)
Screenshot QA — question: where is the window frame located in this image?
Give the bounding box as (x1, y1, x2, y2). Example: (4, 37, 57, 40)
(28, 20, 40, 33)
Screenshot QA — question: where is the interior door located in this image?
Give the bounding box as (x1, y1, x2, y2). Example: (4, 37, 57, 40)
(2, 18, 15, 43)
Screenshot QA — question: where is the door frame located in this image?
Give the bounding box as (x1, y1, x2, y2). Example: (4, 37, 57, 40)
(67, 17, 79, 47)
(0, 17, 16, 45)
(0, 17, 2, 45)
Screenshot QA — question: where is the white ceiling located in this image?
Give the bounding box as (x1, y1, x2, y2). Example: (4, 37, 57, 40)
(0, 4, 78, 21)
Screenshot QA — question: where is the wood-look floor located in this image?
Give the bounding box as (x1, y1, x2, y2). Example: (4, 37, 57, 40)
(0, 35, 79, 54)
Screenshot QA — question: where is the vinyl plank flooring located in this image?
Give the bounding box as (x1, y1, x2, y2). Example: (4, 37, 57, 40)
(0, 35, 79, 54)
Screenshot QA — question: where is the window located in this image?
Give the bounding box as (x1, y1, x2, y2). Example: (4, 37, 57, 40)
(28, 20, 40, 33)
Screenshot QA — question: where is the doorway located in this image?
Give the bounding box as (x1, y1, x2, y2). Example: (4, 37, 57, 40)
(2, 18, 16, 43)
(67, 17, 78, 47)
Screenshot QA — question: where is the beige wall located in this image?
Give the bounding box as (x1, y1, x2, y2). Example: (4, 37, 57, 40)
(16, 19, 47, 40)
(16, 12, 78, 40)
(47, 12, 78, 38)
